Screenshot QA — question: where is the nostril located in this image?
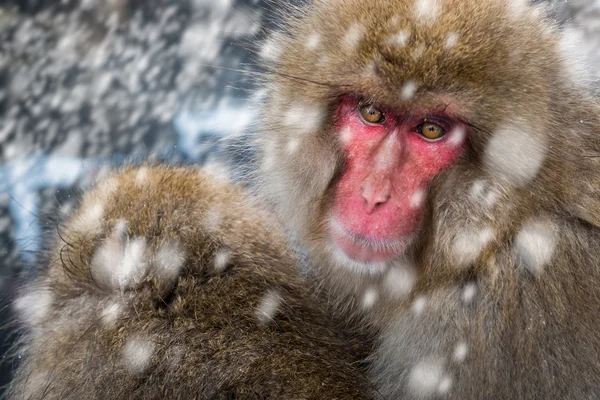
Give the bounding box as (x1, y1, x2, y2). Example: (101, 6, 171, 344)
(361, 180, 392, 212)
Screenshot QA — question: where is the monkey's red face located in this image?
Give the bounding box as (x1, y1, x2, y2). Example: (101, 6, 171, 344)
(330, 96, 467, 266)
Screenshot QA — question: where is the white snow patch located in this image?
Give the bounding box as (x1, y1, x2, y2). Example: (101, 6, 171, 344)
(408, 357, 449, 398)
(414, 0, 442, 23)
(14, 290, 53, 327)
(122, 336, 155, 373)
(558, 26, 593, 88)
(73, 201, 105, 233)
(469, 180, 485, 199)
(507, 0, 529, 20)
(91, 221, 148, 290)
(387, 30, 410, 48)
(256, 289, 281, 323)
(286, 138, 300, 155)
(448, 126, 466, 147)
(410, 188, 427, 209)
(383, 264, 417, 299)
(362, 287, 379, 309)
(484, 120, 547, 186)
(339, 126, 355, 146)
(401, 81, 418, 100)
(453, 342, 468, 363)
(305, 33, 321, 51)
(411, 295, 428, 316)
(343, 23, 365, 51)
(514, 218, 556, 274)
(101, 301, 122, 327)
(438, 376, 453, 394)
(155, 240, 186, 279)
(260, 35, 283, 64)
(135, 168, 148, 185)
(461, 282, 477, 304)
(444, 32, 459, 49)
(453, 228, 494, 265)
(284, 103, 325, 135)
(213, 248, 231, 272)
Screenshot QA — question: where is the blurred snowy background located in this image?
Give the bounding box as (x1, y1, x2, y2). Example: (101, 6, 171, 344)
(0, 0, 598, 395)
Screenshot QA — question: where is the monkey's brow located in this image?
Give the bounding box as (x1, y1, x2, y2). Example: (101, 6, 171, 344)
(458, 118, 489, 135)
(262, 67, 346, 88)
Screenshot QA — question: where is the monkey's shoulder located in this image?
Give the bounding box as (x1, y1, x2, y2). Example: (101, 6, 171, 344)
(10, 165, 374, 399)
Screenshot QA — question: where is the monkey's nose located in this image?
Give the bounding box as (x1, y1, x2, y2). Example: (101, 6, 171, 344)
(360, 179, 392, 213)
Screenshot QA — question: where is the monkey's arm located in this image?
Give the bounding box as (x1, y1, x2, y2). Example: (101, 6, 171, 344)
(8, 165, 373, 400)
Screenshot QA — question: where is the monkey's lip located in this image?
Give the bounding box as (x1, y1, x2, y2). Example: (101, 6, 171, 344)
(329, 218, 407, 263)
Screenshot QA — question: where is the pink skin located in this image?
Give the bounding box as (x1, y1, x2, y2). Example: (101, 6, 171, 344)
(330, 96, 468, 265)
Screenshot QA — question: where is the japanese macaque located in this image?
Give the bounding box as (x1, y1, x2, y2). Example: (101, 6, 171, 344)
(9, 0, 600, 399)
(7, 166, 374, 399)
(255, 0, 600, 398)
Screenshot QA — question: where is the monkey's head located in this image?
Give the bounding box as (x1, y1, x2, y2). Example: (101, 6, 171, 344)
(256, 0, 598, 289)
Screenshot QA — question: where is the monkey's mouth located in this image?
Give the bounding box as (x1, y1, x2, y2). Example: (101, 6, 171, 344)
(329, 217, 408, 264)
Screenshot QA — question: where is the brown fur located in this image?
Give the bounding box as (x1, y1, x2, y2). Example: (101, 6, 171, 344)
(8, 165, 374, 399)
(255, 0, 600, 398)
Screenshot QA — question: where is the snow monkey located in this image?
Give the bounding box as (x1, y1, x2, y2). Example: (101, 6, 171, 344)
(255, 0, 600, 398)
(7, 166, 374, 399)
(8, 0, 600, 399)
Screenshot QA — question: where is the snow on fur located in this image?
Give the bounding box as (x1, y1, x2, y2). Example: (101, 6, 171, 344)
(256, 289, 281, 323)
(121, 336, 156, 373)
(91, 220, 148, 290)
(14, 289, 53, 327)
(514, 218, 556, 274)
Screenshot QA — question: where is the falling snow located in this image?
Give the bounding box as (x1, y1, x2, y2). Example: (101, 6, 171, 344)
(453, 228, 494, 266)
(362, 287, 379, 309)
(305, 34, 321, 51)
(383, 264, 417, 300)
(135, 168, 149, 185)
(408, 358, 450, 398)
(484, 121, 547, 186)
(401, 81, 418, 100)
(444, 32, 459, 49)
(411, 295, 428, 316)
(122, 336, 156, 373)
(213, 248, 231, 271)
(387, 30, 410, 48)
(283, 103, 325, 135)
(260, 35, 284, 64)
(91, 221, 148, 290)
(461, 282, 477, 304)
(514, 218, 556, 274)
(413, 0, 442, 23)
(256, 289, 282, 323)
(155, 240, 186, 279)
(72, 201, 105, 233)
(14, 289, 53, 327)
(100, 301, 123, 327)
(409, 188, 427, 209)
(343, 24, 365, 51)
(453, 342, 469, 363)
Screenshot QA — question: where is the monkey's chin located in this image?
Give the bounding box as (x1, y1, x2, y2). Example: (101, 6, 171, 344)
(328, 218, 408, 275)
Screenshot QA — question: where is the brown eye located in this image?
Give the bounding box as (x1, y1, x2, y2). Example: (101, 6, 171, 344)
(359, 104, 385, 124)
(416, 121, 446, 140)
